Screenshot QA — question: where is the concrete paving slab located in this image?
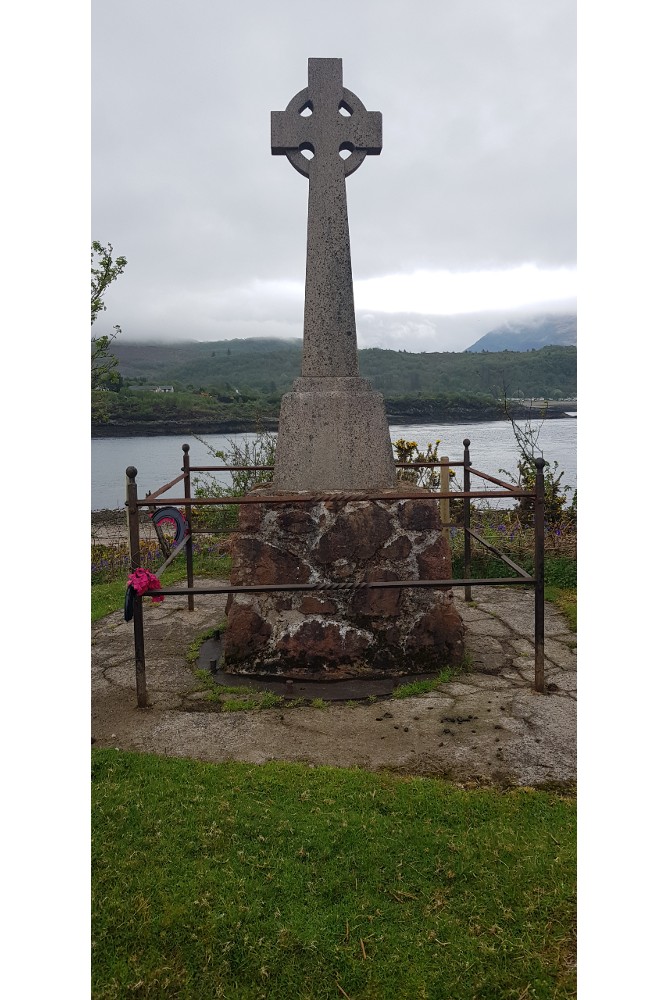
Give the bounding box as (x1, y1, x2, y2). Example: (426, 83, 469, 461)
(545, 640, 578, 671)
(464, 618, 512, 638)
(92, 581, 576, 787)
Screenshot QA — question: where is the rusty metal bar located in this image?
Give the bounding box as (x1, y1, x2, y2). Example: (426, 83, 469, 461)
(395, 461, 465, 468)
(146, 499, 172, 559)
(439, 456, 450, 534)
(534, 457, 546, 693)
(187, 461, 467, 472)
(152, 519, 172, 559)
(153, 532, 191, 578)
(466, 467, 524, 492)
(182, 444, 195, 611)
(466, 526, 532, 580)
(126, 466, 147, 709)
(143, 472, 186, 502)
(463, 439, 472, 602)
(147, 576, 536, 597)
(188, 465, 274, 472)
(132, 488, 531, 508)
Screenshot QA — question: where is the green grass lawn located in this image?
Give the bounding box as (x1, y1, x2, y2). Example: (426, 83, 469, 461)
(544, 586, 576, 631)
(91, 549, 232, 623)
(92, 751, 576, 1000)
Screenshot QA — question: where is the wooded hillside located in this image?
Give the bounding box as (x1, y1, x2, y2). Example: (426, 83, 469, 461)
(111, 339, 576, 399)
(93, 340, 576, 434)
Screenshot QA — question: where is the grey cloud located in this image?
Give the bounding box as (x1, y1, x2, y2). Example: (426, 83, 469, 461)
(93, 0, 575, 346)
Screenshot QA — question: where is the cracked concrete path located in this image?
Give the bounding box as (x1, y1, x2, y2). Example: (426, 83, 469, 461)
(92, 580, 576, 787)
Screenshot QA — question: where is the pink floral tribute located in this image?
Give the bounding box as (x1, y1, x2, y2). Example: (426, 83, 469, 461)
(127, 568, 164, 602)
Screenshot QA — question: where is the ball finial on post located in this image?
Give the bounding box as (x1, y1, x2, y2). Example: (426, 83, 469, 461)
(126, 466, 138, 481)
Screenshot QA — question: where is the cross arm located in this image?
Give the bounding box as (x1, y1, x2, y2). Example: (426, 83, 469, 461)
(271, 108, 313, 154)
(272, 104, 381, 157)
(343, 105, 382, 154)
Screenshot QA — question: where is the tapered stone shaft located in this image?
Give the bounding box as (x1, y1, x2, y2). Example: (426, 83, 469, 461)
(271, 58, 395, 490)
(303, 147, 357, 375)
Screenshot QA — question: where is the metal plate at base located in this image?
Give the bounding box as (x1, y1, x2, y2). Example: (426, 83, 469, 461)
(196, 638, 439, 702)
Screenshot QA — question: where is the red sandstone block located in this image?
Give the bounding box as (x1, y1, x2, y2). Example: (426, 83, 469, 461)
(299, 596, 338, 614)
(313, 503, 393, 564)
(230, 538, 311, 586)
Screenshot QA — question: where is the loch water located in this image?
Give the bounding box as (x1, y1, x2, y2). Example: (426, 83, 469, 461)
(91, 418, 577, 511)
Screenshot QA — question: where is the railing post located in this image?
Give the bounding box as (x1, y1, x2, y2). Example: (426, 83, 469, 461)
(463, 438, 472, 602)
(126, 466, 148, 708)
(439, 456, 450, 531)
(534, 457, 546, 693)
(182, 443, 195, 611)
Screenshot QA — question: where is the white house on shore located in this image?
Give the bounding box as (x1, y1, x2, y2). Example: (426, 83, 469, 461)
(154, 385, 175, 393)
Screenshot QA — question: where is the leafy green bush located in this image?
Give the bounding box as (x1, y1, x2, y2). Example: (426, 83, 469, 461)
(499, 402, 577, 529)
(392, 438, 463, 518)
(500, 456, 576, 528)
(192, 429, 276, 533)
(544, 557, 577, 588)
(393, 438, 445, 490)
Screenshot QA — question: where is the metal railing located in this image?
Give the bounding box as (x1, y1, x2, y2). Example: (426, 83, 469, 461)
(124, 438, 546, 707)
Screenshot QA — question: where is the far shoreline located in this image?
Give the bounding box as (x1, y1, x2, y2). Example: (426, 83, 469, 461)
(92, 402, 576, 438)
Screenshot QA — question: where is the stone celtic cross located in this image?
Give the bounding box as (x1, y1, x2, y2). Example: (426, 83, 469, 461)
(271, 58, 382, 377)
(270, 59, 395, 491)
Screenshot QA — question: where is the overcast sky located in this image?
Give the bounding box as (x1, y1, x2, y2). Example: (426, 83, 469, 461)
(92, 0, 576, 353)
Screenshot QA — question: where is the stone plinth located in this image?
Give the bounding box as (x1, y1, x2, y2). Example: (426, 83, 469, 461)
(272, 377, 396, 491)
(224, 484, 465, 679)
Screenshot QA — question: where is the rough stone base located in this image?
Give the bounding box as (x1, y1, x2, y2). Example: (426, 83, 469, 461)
(272, 377, 396, 491)
(224, 484, 465, 679)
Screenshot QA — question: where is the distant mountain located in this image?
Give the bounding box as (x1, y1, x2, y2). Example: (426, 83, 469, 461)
(465, 315, 577, 353)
